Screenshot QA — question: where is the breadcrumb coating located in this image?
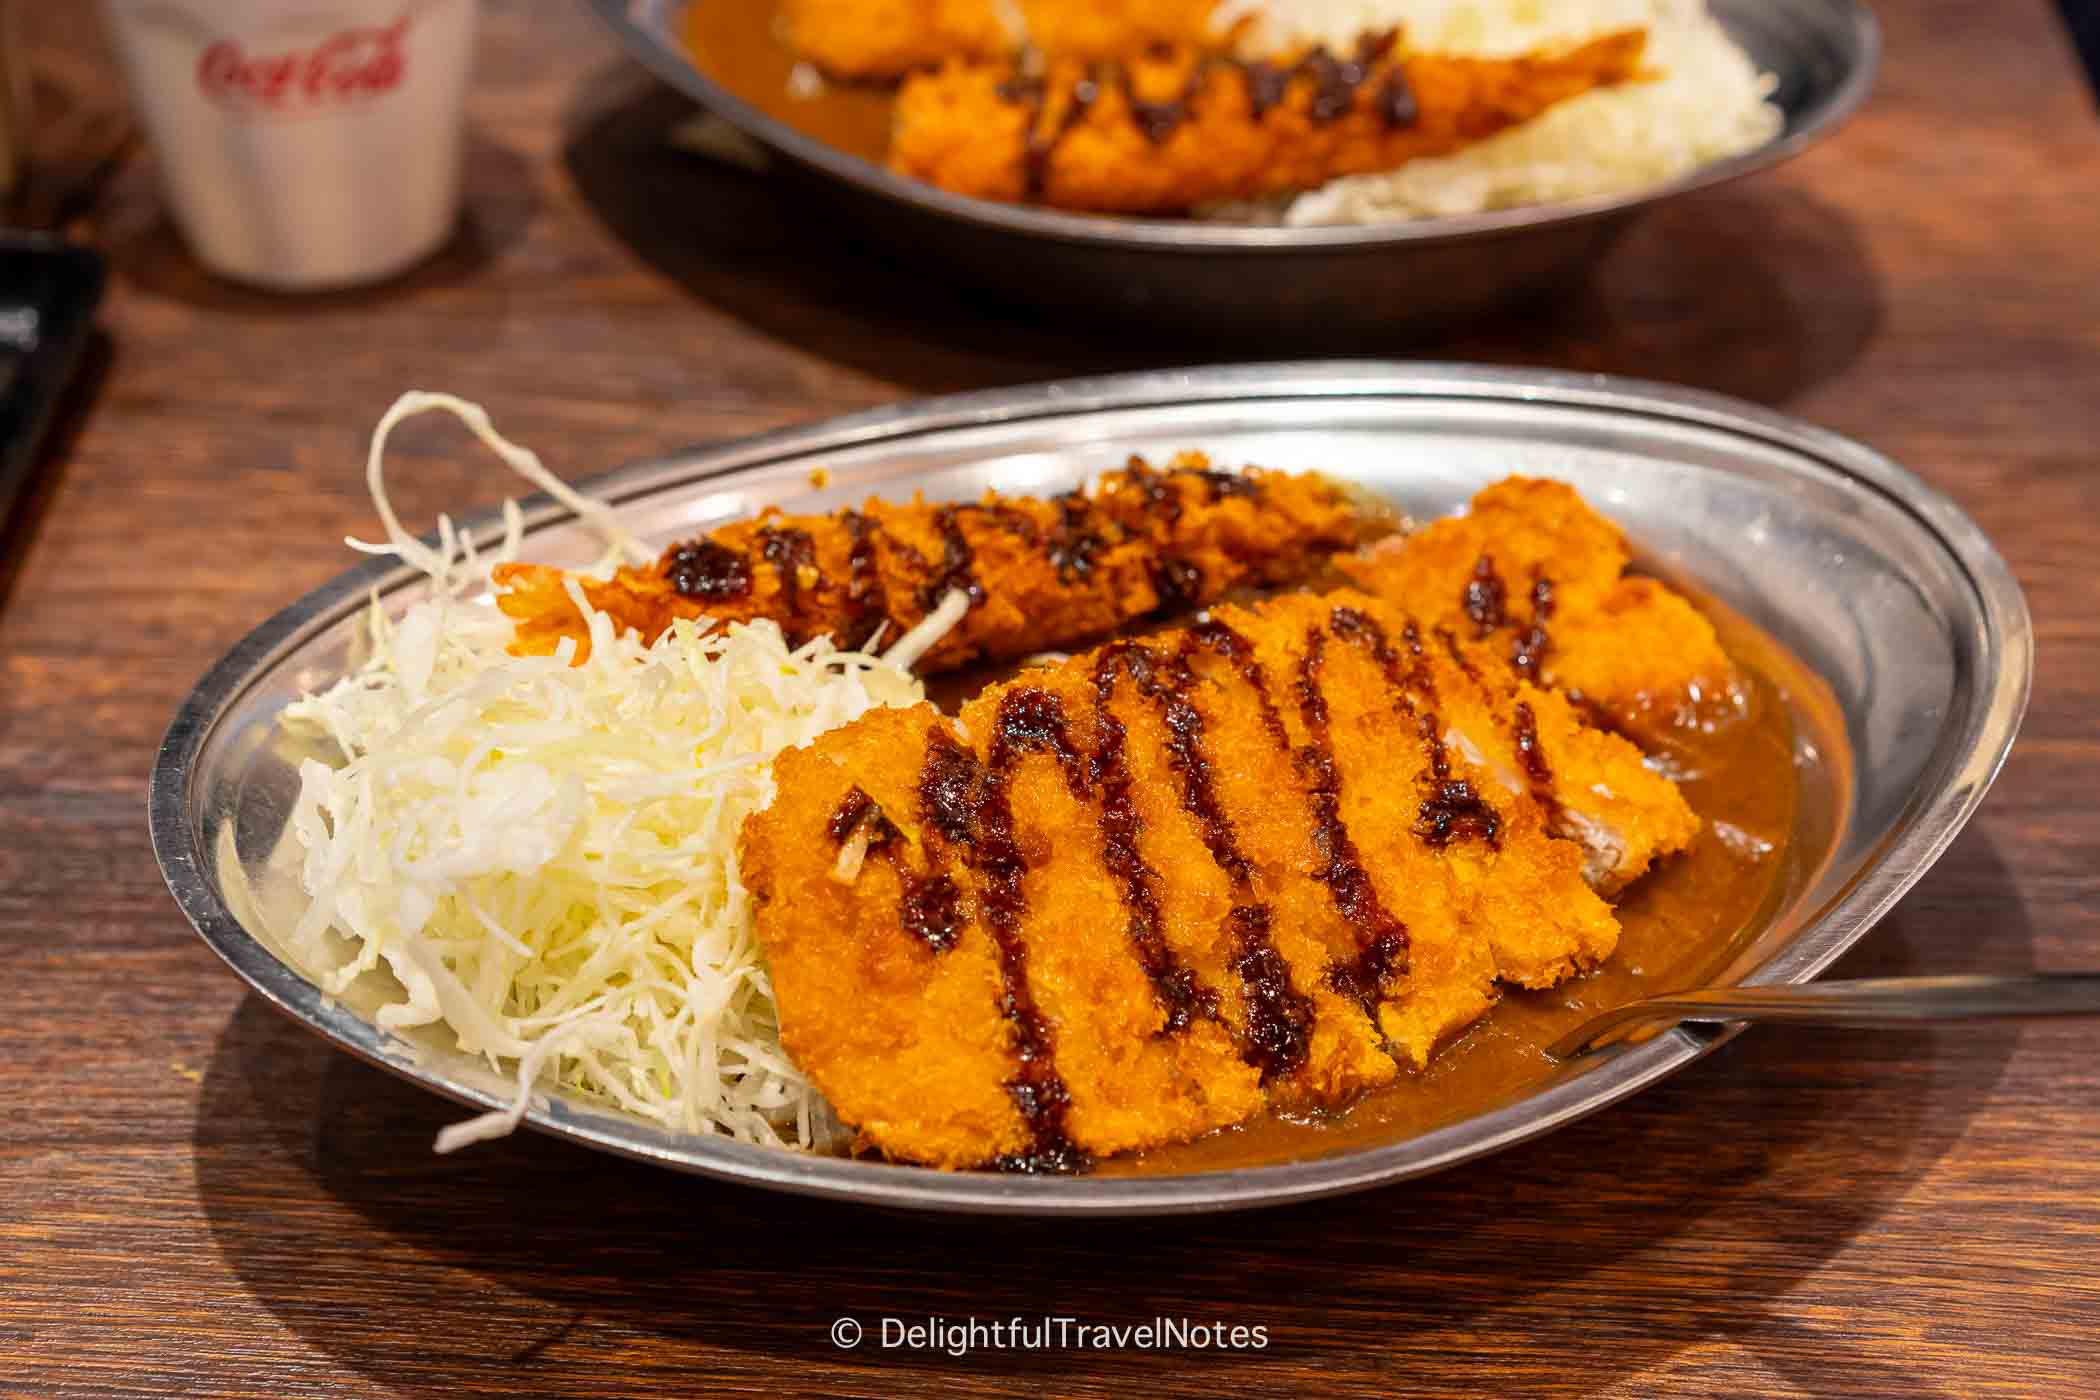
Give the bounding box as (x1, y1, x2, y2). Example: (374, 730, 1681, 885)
(493, 455, 1372, 673)
(740, 583, 1695, 1169)
(890, 31, 1647, 212)
(1339, 475, 1741, 742)
(782, 0, 1224, 80)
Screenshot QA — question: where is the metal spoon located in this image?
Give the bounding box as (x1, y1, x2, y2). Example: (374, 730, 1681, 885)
(1545, 973, 2100, 1060)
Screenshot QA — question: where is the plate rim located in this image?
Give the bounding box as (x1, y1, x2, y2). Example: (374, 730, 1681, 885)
(582, 0, 1882, 253)
(149, 361, 2031, 1216)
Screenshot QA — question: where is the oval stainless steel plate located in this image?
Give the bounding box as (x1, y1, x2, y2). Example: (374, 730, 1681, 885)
(150, 364, 2029, 1216)
(583, 0, 1879, 335)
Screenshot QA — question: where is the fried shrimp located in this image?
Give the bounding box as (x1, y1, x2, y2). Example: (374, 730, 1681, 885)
(890, 30, 1647, 212)
(493, 455, 1377, 673)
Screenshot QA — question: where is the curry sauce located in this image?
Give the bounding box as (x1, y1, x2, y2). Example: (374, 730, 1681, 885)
(685, 0, 893, 165)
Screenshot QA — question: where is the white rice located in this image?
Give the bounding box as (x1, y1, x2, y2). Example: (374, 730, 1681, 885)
(1206, 0, 1782, 225)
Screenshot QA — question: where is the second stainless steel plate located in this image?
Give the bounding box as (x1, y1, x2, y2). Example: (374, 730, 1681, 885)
(588, 0, 1878, 337)
(151, 364, 2028, 1215)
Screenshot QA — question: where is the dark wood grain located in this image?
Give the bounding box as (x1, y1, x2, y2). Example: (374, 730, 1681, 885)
(6, 2, 2100, 1395)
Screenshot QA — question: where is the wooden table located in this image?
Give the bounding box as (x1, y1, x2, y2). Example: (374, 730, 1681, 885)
(7, 2, 2098, 1394)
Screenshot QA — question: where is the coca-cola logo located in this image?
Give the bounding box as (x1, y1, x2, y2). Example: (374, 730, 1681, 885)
(197, 19, 408, 111)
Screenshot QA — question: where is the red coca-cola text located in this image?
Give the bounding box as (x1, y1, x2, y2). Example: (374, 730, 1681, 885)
(197, 19, 408, 110)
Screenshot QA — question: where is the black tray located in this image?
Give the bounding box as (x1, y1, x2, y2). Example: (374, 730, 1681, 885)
(0, 235, 105, 535)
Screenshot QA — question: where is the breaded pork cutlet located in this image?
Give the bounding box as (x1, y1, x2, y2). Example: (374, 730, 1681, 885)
(493, 455, 1373, 672)
(1340, 477, 1741, 744)
(890, 31, 1647, 213)
(1380, 611, 1701, 898)
(739, 587, 1695, 1170)
(1021, 0, 1226, 64)
(781, 0, 1223, 81)
(781, 0, 1010, 81)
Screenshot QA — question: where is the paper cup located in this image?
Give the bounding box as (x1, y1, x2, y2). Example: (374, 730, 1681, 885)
(100, 0, 479, 291)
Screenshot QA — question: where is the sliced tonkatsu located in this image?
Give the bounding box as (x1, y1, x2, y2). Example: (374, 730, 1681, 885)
(1339, 476, 1741, 742)
(738, 587, 1697, 1170)
(493, 454, 1376, 672)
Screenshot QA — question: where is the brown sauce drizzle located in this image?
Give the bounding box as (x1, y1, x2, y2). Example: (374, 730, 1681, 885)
(1119, 644, 1250, 885)
(829, 786, 962, 953)
(1400, 618, 1435, 690)
(1149, 556, 1205, 615)
(917, 729, 980, 845)
(922, 506, 987, 613)
(666, 539, 752, 600)
(1291, 626, 1412, 1012)
(1148, 641, 1315, 1077)
(1119, 459, 1207, 614)
(1126, 63, 1206, 145)
(1329, 606, 1424, 709)
(1290, 32, 1401, 125)
(976, 500, 1044, 546)
(1088, 648, 1217, 1037)
(1242, 60, 1288, 118)
(840, 510, 887, 649)
(1415, 779, 1503, 849)
(1376, 68, 1419, 127)
(1108, 617, 1318, 1083)
(1300, 48, 1369, 123)
(757, 525, 816, 622)
(1129, 456, 1185, 524)
(1330, 607, 1503, 853)
(1462, 554, 1508, 636)
(975, 698, 1090, 1174)
(998, 74, 1045, 124)
(1461, 554, 1556, 682)
(1436, 620, 1565, 827)
(1511, 700, 1562, 825)
(1110, 642, 1316, 1076)
(1438, 625, 1484, 686)
(992, 688, 1090, 797)
(825, 786, 888, 846)
(1021, 69, 1102, 197)
(998, 75, 1048, 190)
(1187, 617, 1293, 751)
(1512, 573, 1554, 679)
(899, 874, 965, 953)
(1197, 468, 1263, 502)
(1047, 491, 1108, 582)
(1225, 906, 1314, 1078)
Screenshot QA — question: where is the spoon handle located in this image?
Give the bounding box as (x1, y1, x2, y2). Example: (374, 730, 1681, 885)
(1546, 973, 2100, 1060)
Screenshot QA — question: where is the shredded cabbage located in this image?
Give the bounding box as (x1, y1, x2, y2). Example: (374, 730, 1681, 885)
(283, 393, 942, 1154)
